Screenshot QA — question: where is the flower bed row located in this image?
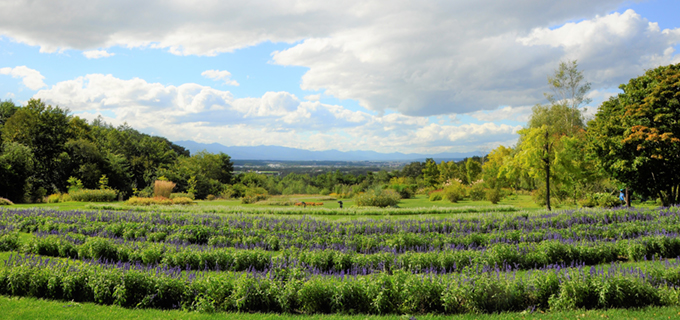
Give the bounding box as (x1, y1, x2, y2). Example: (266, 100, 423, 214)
(1, 253, 680, 314)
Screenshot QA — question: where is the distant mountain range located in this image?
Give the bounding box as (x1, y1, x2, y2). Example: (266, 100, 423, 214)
(174, 140, 483, 162)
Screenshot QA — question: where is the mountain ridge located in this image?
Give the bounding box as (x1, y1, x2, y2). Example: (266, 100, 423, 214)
(174, 140, 483, 162)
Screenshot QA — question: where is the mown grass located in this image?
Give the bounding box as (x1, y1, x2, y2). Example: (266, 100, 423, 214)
(1, 295, 679, 320)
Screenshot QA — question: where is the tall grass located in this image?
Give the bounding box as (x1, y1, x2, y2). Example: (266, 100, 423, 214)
(69, 189, 117, 202)
(154, 180, 175, 198)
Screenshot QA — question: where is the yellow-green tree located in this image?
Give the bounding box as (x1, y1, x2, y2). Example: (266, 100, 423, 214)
(507, 61, 590, 210)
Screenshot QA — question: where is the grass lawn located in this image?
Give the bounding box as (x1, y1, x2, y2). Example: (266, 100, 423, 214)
(1, 295, 679, 320)
(5, 193, 660, 214)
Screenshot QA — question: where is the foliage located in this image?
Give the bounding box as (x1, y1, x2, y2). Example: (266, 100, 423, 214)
(485, 188, 502, 204)
(482, 145, 512, 189)
(468, 180, 486, 201)
(580, 193, 622, 208)
(0, 197, 14, 205)
(389, 179, 416, 199)
(588, 63, 680, 206)
(46, 193, 72, 203)
(465, 158, 482, 185)
(67, 176, 84, 192)
(126, 196, 196, 206)
(170, 192, 195, 200)
(0, 141, 34, 202)
(0, 99, 190, 203)
(240, 187, 269, 204)
(69, 189, 118, 202)
(355, 189, 400, 207)
(428, 192, 443, 201)
(443, 180, 466, 203)
(422, 158, 440, 187)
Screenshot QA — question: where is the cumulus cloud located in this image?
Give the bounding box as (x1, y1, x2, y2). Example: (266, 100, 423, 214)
(82, 49, 114, 59)
(304, 94, 321, 101)
(0, 66, 47, 90)
(34, 73, 519, 153)
(2, 1, 678, 117)
(518, 10, 680, 87)
(273, 9, 680, 116)
(201, 69, 239, 86)
(469, 106, 534, 122)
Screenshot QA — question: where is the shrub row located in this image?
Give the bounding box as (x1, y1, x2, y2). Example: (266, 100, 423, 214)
(170, 192, 195, 200)
(20, 234, 680, 273)
(1, 254, 679, 314)
(126, 197, 195, 206)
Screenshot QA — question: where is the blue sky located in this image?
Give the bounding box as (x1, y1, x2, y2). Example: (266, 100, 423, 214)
(1, 0, 679, 154)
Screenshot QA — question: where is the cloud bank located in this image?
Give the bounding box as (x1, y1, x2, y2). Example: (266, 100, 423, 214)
(1, 1, 678, 116)
(34, 74, 519, 153)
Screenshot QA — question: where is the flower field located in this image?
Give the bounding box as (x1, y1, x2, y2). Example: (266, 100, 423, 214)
(2, 206, 680, 315)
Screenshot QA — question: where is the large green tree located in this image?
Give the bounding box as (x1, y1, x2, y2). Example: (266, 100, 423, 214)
(588, 63, 680, 205)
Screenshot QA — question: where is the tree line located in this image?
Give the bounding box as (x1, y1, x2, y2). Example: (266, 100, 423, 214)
(1, 62, 678, 207)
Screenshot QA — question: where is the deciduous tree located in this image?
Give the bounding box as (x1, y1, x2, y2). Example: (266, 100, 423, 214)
(588, 63, 680, 205)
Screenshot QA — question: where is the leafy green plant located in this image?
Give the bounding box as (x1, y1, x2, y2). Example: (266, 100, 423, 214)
(486, 188, 502, 204)
(428, 192, 443, 201)
(67, 176, 83, 192)
(444, 181, 466, 203)
(469, 181, 486, 201)
(170, 192, 195, 200)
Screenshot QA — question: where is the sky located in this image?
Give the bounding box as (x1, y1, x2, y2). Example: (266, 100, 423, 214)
(1, 0, 679, 154)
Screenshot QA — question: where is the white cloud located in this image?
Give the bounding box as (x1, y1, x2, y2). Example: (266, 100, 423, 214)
(469, 106, 534, 122)
(82, 49, 114, 59)
(0, 66, 47, 90)
(201, 69, 239, 86)
(34, 73, 521, 153)
(304, 94, 321, 101)
(273, 9, 680, 116)
(2, 1, 678, 117)
(517, 10, 680, 87)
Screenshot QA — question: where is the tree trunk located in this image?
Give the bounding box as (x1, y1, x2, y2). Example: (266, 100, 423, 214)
(545, 158, 551, 211)
(625, 187, 630, 208)
(544, 131, 551, 211)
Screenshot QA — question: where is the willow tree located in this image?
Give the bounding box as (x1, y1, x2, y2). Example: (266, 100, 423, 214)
(511, 61, 590, 210)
